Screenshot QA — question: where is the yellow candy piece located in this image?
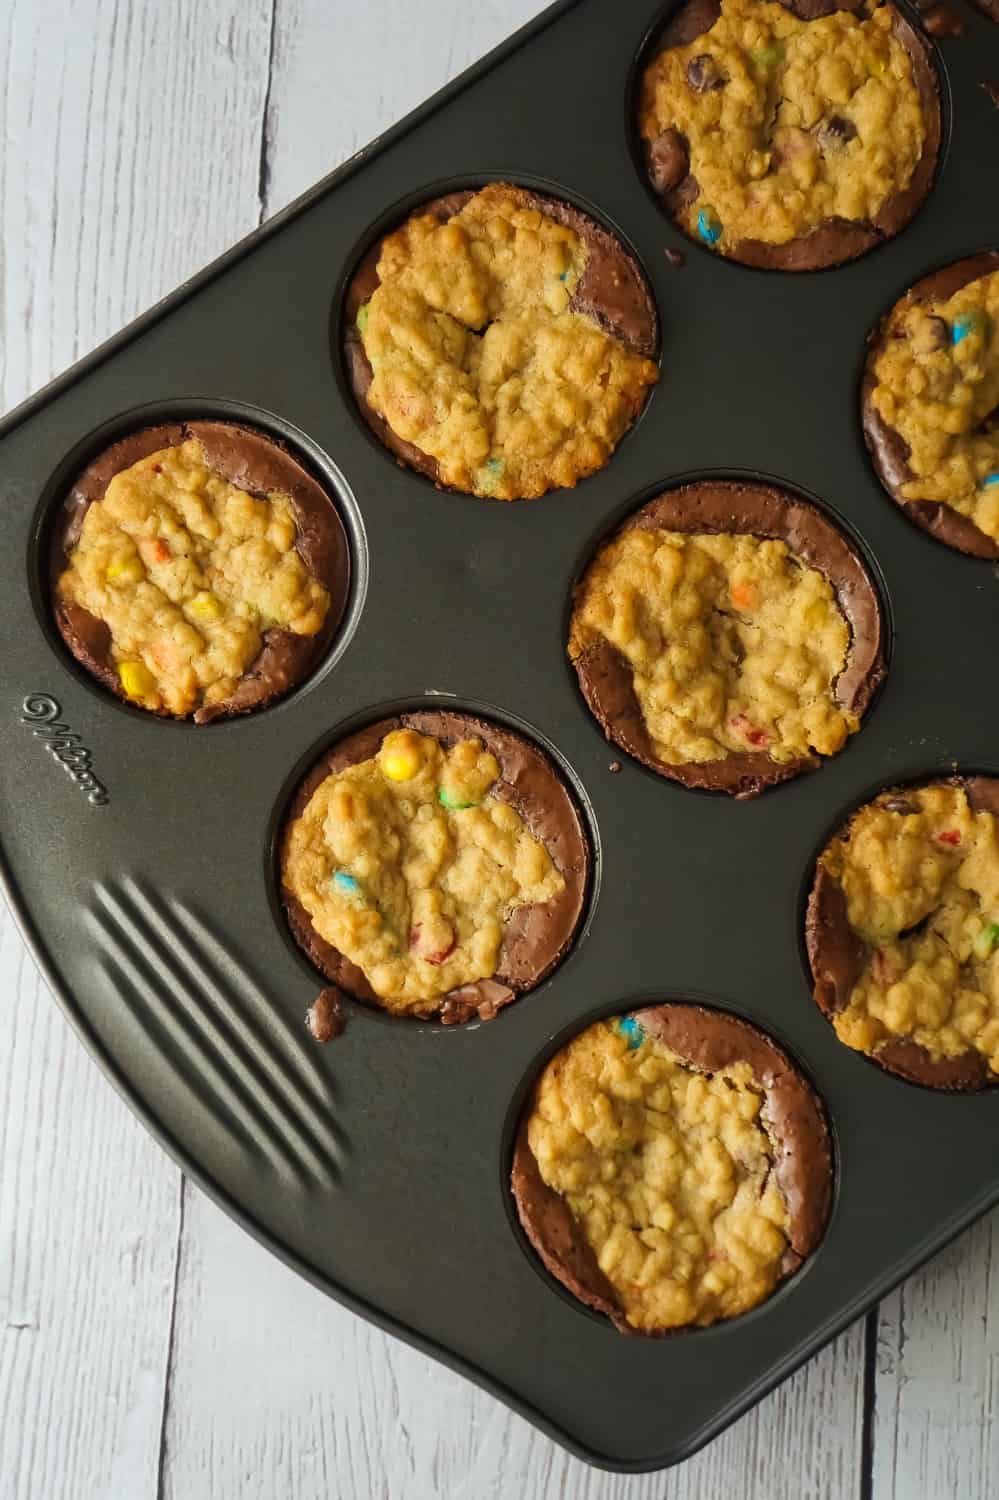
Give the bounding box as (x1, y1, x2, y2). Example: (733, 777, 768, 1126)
(379, 728, 424, 782)
(105, 556, 144, 585)
(187, 590, 224, 623)
(118, 660, 156, 700)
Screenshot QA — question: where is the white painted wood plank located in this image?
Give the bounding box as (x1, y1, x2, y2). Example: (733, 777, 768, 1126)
(0, 0, 274, 416)
(260, 0, 545, 216)
(162, 1183, 867, 1500)
(872, 1208, 998, 1500)
(0, 1, 273, 1497)
(0, 900, 179, 1500)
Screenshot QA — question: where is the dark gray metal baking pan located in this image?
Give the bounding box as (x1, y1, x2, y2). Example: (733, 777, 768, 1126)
(2, 0, 998, 1472)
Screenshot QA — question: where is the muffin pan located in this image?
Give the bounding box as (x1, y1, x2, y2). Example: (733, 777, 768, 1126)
(1, 0, 998, 1473)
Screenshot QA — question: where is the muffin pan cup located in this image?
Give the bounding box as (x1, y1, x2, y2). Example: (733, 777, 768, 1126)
(2, 0, 998, 1472)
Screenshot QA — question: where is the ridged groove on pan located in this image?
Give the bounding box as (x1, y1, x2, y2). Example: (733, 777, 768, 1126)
(86, 877, 344, 1186)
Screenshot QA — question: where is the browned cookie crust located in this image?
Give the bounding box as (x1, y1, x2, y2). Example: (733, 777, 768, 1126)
(511, 1004, 832, 1334)
(51, 421, 350, 722)
(280, 712, 589, 1022)
(570, 481, 885, 798)
(862, 253, 999, 560)
(806, 776, 999, 1088)
(638, 0, 940, 271)
(343, 185, 658, 492)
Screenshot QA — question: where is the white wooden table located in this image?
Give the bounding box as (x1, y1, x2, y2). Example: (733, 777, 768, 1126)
(1, 3, 995, 1495)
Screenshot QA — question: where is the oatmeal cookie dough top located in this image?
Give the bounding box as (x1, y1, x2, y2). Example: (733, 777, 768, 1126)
(638, 0, 939, 269)
(864, 255, 999, 559)
(569, 482, 884, 797)
(53, 422, 349, 722)
(807, 779, 999, 1088)
(512, 1007, 831, 1333)
(344, 184, 659, 499)
(281, 713, 590, 1021)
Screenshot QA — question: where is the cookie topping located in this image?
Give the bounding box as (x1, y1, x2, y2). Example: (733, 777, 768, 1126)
(640, 0, 930, 256)
(569, 525, 856, 767)
(868, 268, 999, 543)
(282, 728, 565, 1012)
(523, 1019, 792, 1331)
(816, 785, 999, 1076)
(57, 437, 331, 717)
(355, 184, 658, 499)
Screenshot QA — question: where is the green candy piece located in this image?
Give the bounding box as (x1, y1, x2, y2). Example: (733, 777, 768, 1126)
(438, 786, 477, 811)
(751, 42, 784, 70)
(476, 456, 505, 493)
(356, 302, 370, 336)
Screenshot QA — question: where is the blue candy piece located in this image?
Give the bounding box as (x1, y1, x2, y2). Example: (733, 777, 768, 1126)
(559, 269, 571, 283)
(332, 871, 361, 895)
(982, 472, 999, 488)
(697, 208, 722, 246)
(486, 457, 504, 474)
(618, 1016, 645, 1049)
(952, 311, 988, 346)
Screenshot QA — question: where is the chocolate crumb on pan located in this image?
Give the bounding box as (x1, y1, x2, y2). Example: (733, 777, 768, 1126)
(637, 0, 941, 271)
(306, 986, 346, 1043)
(806, 776, 999, 1089)
(51, 421, 350, 722)
(511, 1005, 832, 1334)
(342, 184, 658, 499)
(983, 80, 999, 107)
(280, 712, 589, 1023)
(568, 480, 885, 798)
(918, 2, 964, 37)
(862, 253, 999, 559)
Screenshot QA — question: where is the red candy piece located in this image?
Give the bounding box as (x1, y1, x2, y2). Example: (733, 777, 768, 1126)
(730, 712, 769, 748)
(409, 925, 456, 965)
(937, 830, 961, 846)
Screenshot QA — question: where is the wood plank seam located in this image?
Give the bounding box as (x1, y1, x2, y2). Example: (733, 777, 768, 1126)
(860, 1308, 879, 1500)
(257, 0, 279, 223)
(156, 1175, 188, 1500)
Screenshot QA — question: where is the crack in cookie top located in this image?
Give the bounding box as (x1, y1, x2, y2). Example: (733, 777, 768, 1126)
(281, 728, 566, 1014)
(54, 427, 339, 720)
(517, 1017, 797, 1331)
(865, 261, 999, 555)
(349, 184, 659, 499)
(638, 0, 937, 268)
(808, 783, 999, 1086)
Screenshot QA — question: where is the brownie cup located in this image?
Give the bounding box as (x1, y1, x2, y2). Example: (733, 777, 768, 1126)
(807, 777, 999, 1089)
(343, 183, 658, 500)
(512, 1006, 831, 1334)
(280, 712, 589, 1022)
(637, 0, 940, 270)
(862, 253, 999, 559)
(568, 481, 884, 798)
(52, 421, 350, 722)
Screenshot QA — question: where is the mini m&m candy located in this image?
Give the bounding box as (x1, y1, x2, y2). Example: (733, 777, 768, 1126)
(380, 729, 424, 782)
(118, 660, 155, 700)
(952, 310, 989, 346)
(618, 1016, 645, 1049)
(697, 208, 722, 246)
